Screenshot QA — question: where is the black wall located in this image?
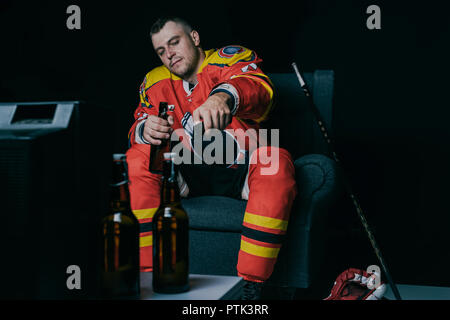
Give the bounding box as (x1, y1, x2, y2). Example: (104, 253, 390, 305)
(1, 0, 450, 287)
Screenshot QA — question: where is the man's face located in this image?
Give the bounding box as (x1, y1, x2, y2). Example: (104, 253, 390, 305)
(152, 21, 201, 80)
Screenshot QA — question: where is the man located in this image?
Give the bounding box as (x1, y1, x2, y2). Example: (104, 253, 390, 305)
(126, 16, 297, 299)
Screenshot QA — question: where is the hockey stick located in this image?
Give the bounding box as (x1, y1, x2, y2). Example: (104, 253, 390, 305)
(292, 63, 402, 300)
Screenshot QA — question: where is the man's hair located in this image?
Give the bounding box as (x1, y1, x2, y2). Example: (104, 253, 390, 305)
(150, 16, 194, 36)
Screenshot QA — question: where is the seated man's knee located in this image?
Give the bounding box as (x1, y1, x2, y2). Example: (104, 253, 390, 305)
(250, 146, 295, 177)
(126, 144, 150, 179)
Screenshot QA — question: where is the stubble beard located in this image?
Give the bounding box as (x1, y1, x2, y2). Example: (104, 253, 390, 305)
(171, 48, 200, 83)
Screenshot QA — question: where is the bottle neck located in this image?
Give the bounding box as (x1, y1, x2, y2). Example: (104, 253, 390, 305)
(110, 159, 131, 212)
(110, 181, 131, 211)
(160, 159, 180, 205)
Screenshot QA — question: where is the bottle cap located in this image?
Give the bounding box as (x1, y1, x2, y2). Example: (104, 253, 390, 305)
(113, 153, 126, 161)
(163, 152, 176, 160)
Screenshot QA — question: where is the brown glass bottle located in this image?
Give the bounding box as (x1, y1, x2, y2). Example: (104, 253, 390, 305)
(152, 153, 189, 293)
(100, 154, 140, 299)
(149, 102, 170, 174)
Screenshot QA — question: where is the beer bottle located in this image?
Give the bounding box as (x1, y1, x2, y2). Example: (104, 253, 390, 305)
(149, 102, 170, 174)
(152, 152, 189, 293)
(100, 154, 140, 299)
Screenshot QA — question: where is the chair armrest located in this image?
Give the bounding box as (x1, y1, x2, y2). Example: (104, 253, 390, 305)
(293, 154, 341, 228)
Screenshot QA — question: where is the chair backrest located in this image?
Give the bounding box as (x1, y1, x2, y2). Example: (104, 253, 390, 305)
(264, 70, 335, 159)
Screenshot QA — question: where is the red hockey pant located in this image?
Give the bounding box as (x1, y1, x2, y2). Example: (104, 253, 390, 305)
(126, 143, 297, 282)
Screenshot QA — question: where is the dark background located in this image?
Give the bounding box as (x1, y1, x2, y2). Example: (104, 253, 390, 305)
(1, 0, 449, 288)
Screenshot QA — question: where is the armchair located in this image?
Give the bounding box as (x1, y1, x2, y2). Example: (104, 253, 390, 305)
(181, 70, 340, 296)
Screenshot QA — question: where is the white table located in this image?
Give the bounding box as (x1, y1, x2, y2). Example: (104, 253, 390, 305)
(140, 272, 244, 300)
(384, 283, 450, 300)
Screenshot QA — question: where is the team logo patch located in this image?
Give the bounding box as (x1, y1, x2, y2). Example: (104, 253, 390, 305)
(139, 77, 150, 105)
(218, 46, 245, 58)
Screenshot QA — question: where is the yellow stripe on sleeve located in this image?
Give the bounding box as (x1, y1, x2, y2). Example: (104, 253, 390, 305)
(132, 208, 158, 220)
(240, 239, 280, 258)
(230, 74, 274, 99)
(230, 74, 274, 122)
(243, 212, 288, 232)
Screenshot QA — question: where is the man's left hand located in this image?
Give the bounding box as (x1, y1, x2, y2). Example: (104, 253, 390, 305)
(193, 92, 232, 132)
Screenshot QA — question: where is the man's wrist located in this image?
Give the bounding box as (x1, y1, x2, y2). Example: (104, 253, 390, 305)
(209, 83, 239, 115)
(135, 119, 150, 144)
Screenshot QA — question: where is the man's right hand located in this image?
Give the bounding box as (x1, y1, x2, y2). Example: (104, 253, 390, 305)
(142, 115, 174, 145)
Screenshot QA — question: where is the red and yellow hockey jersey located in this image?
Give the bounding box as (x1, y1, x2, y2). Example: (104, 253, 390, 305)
(128, 45, 274, 149)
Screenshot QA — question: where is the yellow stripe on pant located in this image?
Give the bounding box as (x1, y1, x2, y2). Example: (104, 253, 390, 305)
(140, 234, 153, 247)
(243, 212, 288, 232)
(132, 207, 158, 220)
(240, 238, 280, 259)
(132, 207, 157, 249)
